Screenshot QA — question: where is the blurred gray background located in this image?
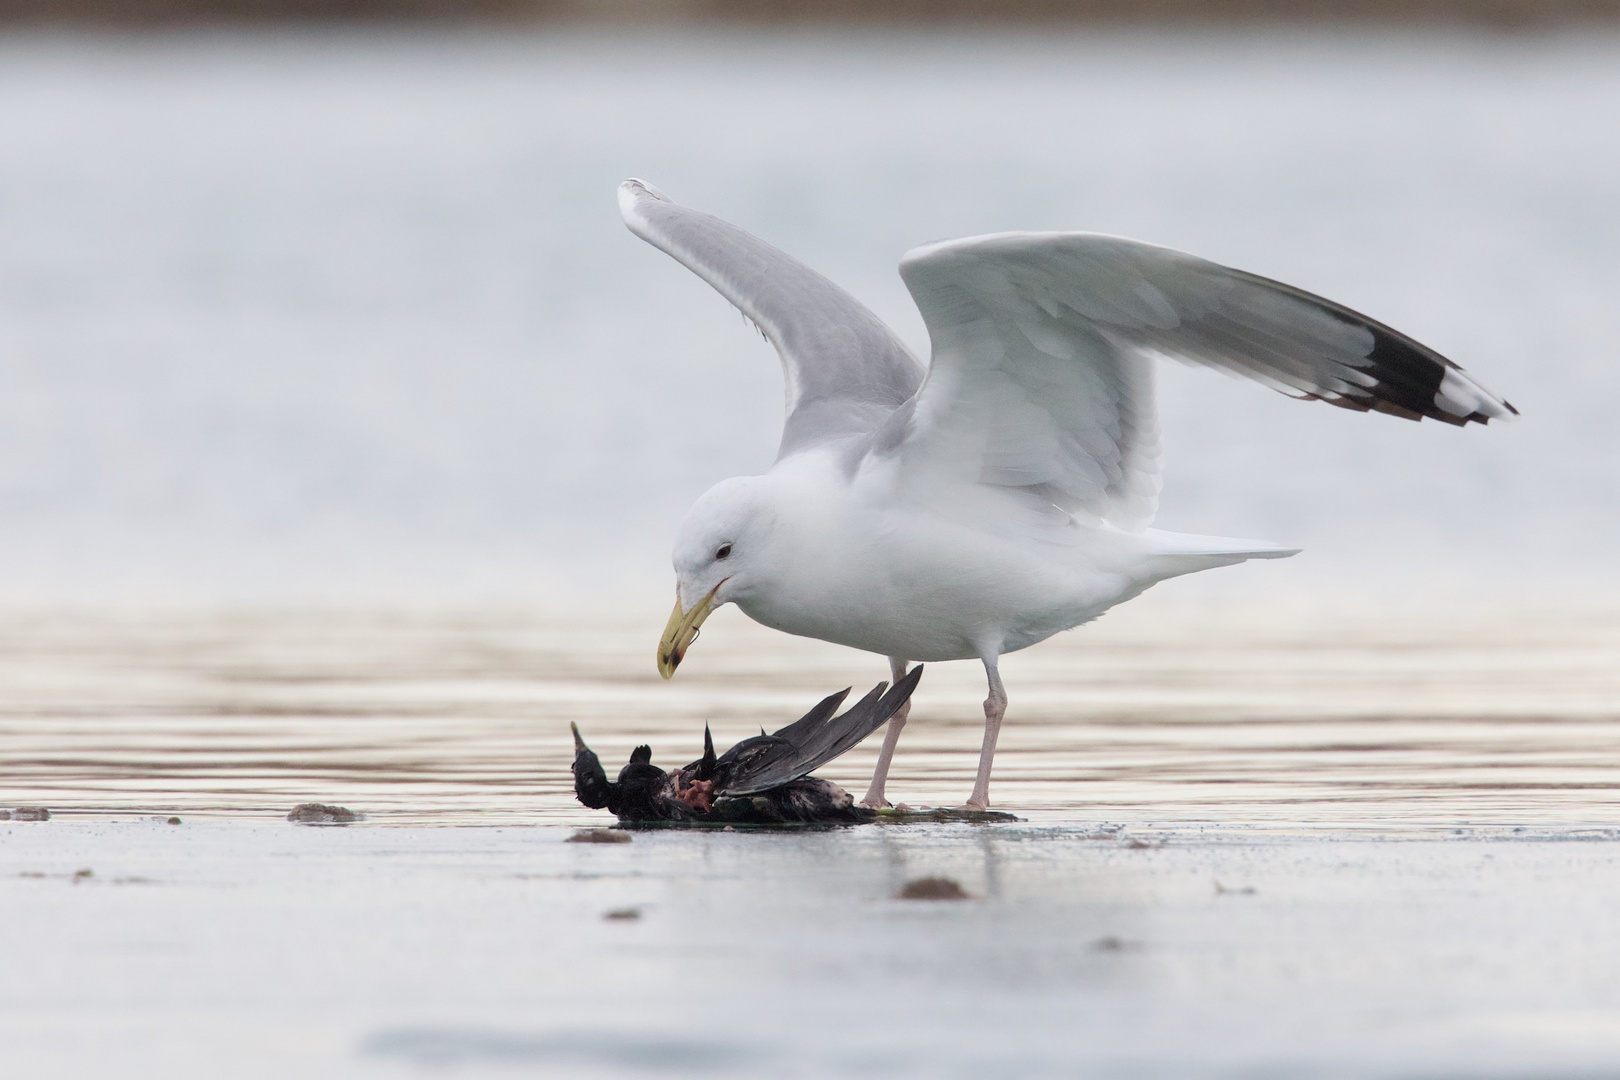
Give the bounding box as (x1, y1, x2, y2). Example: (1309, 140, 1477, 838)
(0, 14, 1615, 603)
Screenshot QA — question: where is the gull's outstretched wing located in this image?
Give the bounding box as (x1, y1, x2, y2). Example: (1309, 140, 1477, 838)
(882, 232, 1516, 535)
(619, 180, 926, 458)
(713, 666, 923, 797)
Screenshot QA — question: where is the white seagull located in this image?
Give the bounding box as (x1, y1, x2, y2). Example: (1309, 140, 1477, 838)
(625, 179, 1515, 811)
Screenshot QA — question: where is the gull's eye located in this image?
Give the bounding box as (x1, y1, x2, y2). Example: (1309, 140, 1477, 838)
(715, 543, 732, 561)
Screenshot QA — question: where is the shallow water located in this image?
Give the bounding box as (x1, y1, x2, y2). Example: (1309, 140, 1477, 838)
(38, 592, 1620, 1076)
(7, 595, 1619, 830)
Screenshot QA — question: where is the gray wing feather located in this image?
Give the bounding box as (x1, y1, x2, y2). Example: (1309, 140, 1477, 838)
(892, 232, 1516, 534)
(619, 180, 925, 458)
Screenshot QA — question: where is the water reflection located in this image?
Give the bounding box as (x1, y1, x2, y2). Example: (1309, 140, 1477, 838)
(4, 595, 1619, 830)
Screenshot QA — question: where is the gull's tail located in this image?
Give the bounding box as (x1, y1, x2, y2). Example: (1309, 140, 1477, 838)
(1140, 528, 1300, 579)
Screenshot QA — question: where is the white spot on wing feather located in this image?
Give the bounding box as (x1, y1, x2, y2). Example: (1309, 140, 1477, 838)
(1436, 367, 1513, 419)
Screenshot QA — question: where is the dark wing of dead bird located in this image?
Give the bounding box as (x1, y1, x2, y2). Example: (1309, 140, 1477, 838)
(792, 665, 924, 770)
(691, 687, 850, 787)
(759, 686, 853, 758)
(709, 735, 801, 794)
(718, 666, 924, 796)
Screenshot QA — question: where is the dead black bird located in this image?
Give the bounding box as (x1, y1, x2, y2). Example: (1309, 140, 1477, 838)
(572, 665, 922, 825)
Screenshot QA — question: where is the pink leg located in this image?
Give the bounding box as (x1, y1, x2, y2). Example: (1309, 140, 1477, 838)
(860, 658, 913, 809)
(965, 656, 1006, 811)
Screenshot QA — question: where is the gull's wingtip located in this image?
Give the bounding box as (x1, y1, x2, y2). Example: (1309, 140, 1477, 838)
(1432, 366, 1519, 427)
(618, 178, 672, 225)
(1476, 395, 1521, 425)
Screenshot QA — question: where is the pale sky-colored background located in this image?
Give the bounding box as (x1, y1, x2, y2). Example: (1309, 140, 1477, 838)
(0, 28, 1615, 605)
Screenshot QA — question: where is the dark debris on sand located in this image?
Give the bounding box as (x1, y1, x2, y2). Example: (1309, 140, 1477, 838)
(897, 876, 972, 901)
(1091, 935, 1143, 952)
(567, 829, 632, 844)
(6, 807, 52, 821)
(287, 803, 362, 825)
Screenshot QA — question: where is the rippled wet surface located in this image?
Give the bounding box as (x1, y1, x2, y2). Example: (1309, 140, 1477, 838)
(9, 598, 1620, 1079)
(8, 819, 1620, 1079)
(6, 595, 1618, 830)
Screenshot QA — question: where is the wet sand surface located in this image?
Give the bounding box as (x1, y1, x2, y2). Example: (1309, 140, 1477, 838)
(4, 598, 1620, 1075)
(4, 595, 1619, 828)
(6, 821, 1620, 1079)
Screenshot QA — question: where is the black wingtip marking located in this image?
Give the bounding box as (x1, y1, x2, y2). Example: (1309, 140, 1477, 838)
(1359, 325, 1449, 423)
(1229, 267, 1509, 428)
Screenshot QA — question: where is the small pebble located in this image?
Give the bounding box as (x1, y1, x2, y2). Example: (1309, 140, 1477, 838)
(603, 907, 642, 921)
(72, 868, 93, 883)
(897, 876, 971, 901)
(286, 803, 361, 825)
(1092, 935, 1140, 952)
(9, 807, 50, 822)
(167, 817, 182, 825)
(567, 829, 631, 844)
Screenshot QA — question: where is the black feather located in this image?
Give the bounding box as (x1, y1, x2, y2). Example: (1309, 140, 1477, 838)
(691, 724, 718, 782)
(569, 723, 614, 810)
(706, 665, 922, 797)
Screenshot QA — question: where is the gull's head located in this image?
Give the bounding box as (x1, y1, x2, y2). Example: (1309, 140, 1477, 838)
(657, 475, 776, 679)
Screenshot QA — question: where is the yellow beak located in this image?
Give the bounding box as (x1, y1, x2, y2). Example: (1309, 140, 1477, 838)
(657, 584, 719, 679)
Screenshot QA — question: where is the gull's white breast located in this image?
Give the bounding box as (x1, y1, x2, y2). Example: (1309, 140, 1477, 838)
(734, 450, 1154, 662)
